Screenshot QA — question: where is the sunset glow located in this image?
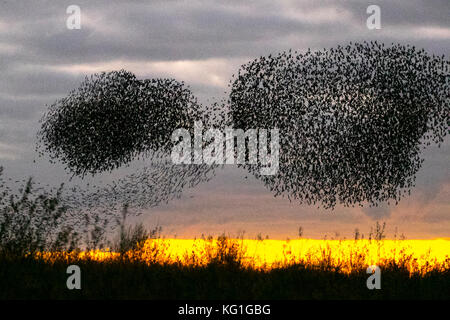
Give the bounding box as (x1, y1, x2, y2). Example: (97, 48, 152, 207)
(41, 238, 450, 274)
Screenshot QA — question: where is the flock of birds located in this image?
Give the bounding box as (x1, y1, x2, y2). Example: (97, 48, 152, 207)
(229, 41, 449, 208)
(36, 70, 218, 230)
(34, 41, 448, 229)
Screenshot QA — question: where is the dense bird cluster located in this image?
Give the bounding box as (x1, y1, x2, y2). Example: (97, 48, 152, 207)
(37, 70, 218, 225)
(229, 41, 449, 208)
(37, 42, 448, 214)
(38, 70, 206, 176)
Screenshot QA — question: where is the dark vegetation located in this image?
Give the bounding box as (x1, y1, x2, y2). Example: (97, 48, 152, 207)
(2, 254, 449, 300)
(0, 167, 449, 300)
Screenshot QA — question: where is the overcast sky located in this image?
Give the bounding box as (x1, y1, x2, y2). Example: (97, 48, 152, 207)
(0, 0, 449, 239)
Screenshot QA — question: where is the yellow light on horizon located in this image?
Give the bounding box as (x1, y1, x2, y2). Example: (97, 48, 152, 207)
(38, 238, 449, 275)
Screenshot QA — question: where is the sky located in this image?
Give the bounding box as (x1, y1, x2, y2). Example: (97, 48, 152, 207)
(0, 0, 449, 239)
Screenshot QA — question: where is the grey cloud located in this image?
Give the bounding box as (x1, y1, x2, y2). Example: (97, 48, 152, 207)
(6, 2, 353, 64)
(0, 96, 49, 120)
(339, 0, 450, 27)
(0, 67, 83, 96)
(2, 0, 448, 69)
(362, 203, 392, 219)
(422, 210, 450, 223)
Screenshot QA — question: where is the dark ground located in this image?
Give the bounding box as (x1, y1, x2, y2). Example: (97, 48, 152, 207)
(1, 257, 448, 300)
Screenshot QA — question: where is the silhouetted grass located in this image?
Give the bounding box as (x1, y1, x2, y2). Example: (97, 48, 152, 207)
(1, 249, 449, 300)
(1, 167, 449, 300)
(1, 232, 449, 300)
